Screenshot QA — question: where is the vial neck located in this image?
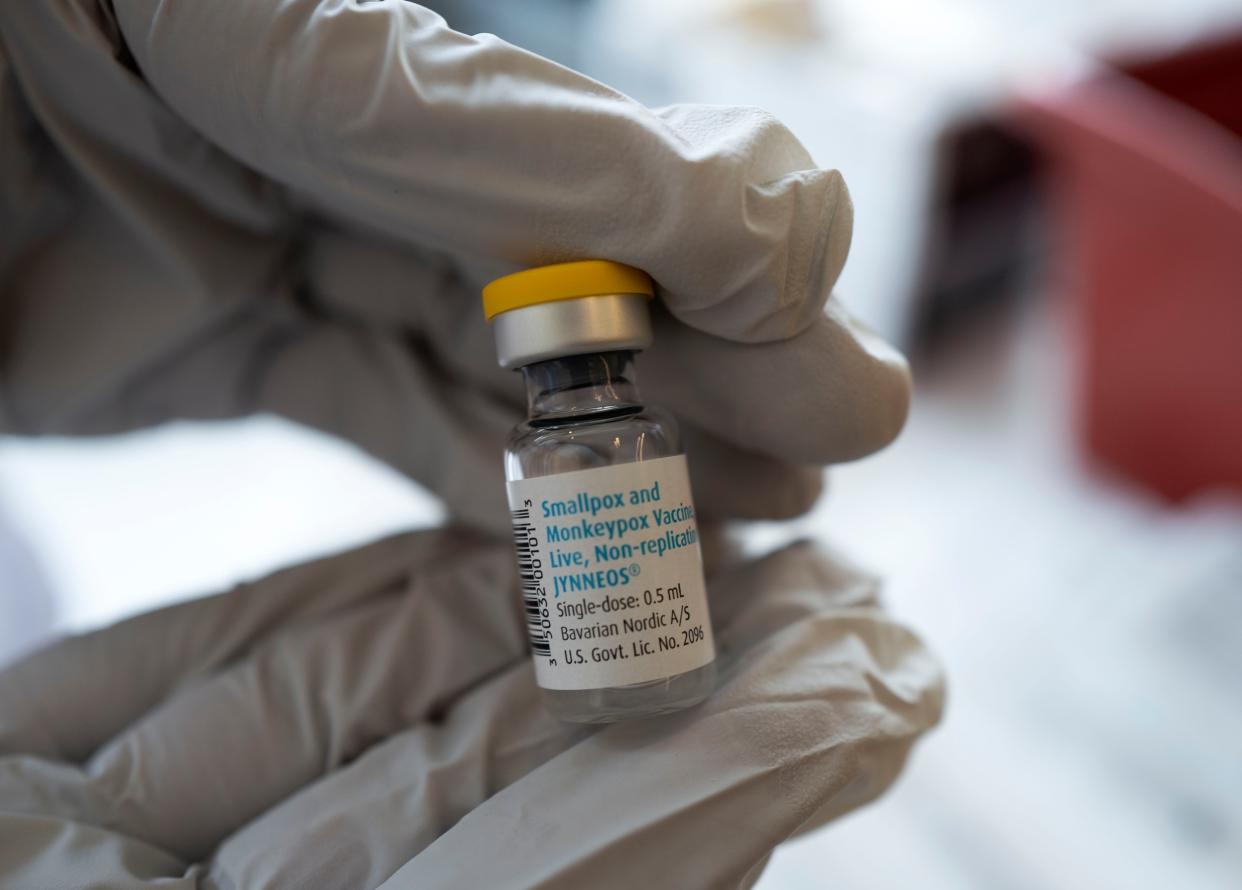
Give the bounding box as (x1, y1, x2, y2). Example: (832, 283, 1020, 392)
(521, 351, 641, 421)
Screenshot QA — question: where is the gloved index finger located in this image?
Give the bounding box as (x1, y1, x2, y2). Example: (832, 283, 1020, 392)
(0, 531, 471, 762)
(110, 0, 850, 344)
(0, 533, 528, 863)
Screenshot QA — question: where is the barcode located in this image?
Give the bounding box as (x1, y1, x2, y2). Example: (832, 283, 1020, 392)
(512, 507, 552, 658)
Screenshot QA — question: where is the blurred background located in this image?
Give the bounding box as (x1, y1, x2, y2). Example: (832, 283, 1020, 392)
(3, 0, 1241, 886)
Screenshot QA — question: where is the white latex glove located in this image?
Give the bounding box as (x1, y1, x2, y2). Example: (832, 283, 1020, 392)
(0, 530, 943, 888)
(0, 0, 910, 532)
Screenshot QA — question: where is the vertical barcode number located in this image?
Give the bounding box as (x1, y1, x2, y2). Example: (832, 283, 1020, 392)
(511, 502, 553, 659)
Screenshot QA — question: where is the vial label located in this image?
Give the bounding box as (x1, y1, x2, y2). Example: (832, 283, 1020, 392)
(508, 454, 715, 691)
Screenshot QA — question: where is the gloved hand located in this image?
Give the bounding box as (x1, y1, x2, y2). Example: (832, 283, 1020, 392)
(0, 529, 943, 888)
(1, 0, 910, 532)
(0, 2, 942, 885)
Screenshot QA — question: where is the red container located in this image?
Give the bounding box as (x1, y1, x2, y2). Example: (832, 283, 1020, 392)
(1015, 34, 1242, 501)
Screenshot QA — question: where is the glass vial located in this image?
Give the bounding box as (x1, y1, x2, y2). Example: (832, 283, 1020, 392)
(484, 261, 717, 723)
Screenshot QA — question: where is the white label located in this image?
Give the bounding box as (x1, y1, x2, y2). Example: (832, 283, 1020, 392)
(507, 454, 715, 691)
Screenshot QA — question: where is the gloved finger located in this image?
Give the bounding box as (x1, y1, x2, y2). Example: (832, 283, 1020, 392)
(198, 541, 942, 890)
(680, 423, 824, 521)
(0, 535, 526, 862)
(648, 301, 912, 465)
(297, 229, 883, 491)
(204, 667, 579, 888)
(110, 0, 850, 343)
(0, 529, 481, 762)
(299, 230, 889, 493)
(303, 230, 908, 467)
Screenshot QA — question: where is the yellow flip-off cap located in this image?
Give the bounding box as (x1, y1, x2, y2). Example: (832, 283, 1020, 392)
(482, 260, 654, 321)
(482, 260, 657, 369)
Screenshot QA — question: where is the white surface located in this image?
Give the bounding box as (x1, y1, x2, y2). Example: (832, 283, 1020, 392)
(751, 302, 1242, 889)
(0, 419, 442, 639)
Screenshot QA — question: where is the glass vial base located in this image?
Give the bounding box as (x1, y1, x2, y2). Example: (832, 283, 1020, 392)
(540, 659, 717, 724)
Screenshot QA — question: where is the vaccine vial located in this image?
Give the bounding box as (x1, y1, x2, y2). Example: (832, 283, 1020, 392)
(483, 260, 717, 723)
